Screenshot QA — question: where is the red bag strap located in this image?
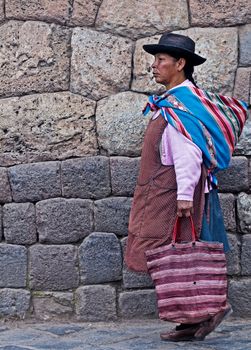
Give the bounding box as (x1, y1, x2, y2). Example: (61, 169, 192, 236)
(172, 216, 197, 243)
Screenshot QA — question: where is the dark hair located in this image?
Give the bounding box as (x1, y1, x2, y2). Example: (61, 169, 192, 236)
(170, 54, 199, 88)
(183, 64, 199, 88)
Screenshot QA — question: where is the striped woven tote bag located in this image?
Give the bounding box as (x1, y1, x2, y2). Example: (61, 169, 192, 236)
(145, 217, 228, 324)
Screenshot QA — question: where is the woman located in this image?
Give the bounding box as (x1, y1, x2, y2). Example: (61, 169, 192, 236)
(125, 32, 248, 341)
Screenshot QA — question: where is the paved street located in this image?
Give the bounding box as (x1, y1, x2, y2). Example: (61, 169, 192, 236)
(0, 317, 250, 350)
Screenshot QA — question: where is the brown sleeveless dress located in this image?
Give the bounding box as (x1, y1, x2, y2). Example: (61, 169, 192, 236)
(125, 115, 207, 272)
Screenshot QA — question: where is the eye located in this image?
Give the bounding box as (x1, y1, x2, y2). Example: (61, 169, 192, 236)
(158, 55, 167, 61)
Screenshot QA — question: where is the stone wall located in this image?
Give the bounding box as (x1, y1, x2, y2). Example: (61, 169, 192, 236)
(0, 0, 250, 321)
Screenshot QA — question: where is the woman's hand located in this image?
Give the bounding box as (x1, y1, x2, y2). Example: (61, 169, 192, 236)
(177, 200, 194, 217)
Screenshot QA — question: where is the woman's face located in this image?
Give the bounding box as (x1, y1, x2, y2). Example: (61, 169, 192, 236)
(151, 53, 184, 86)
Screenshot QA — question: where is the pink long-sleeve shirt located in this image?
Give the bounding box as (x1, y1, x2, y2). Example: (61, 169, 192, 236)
(152, 80, 203, 201)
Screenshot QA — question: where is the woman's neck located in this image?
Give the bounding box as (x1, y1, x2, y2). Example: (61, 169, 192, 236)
(166, 77, 187, 91)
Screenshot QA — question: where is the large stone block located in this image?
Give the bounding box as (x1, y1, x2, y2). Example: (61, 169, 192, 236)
(239, 24, 251, 66)
(96, 92, 149, 156)
(217, 157, 249, 193)
(6, 0, 70, 24)
(3, 203, 36, 245)
(133, 28, 238, 95)
(0, 207, 2, 242)
(32, 291, 74, 320)
(29, 245, 79, 290)
(122, 267, 153, 289)
(121, 237, 153, 289)
(96, 0, 189, 40)
(226, 234, 241, 276)
(0, 1, 4, 21)
(0, 289, 30, 318)
(177, 27, 238, 95)
(9, 161, 61, 202)
(235, 118, 251, 156)
(62, 157, 111, 199)
(0, 168, 12, 203)
(0, 244, 27, 287)
(36, 198, 93, 244)
(241, 235, 251, 275)
(79, 232, 122, 284)
(94, 197, 132, 236)
(110, 157, 140, 196)
(75, 285, 117, 321)
(69, 0, 102, 26)
(71, 28, 132, 100)
(0, 21, 70, 97)
(0, 92, 97, 166)
(233, 67, 251, 103)
(189, 0, 250, 26)
(119, 290, 157, 318)
(6, 0, 102, 27)
(237, 193, 251, 234)
(218, 193, 236, 232)
(228, 279, 251, 317)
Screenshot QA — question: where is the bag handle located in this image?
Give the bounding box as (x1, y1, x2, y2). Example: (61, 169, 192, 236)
(172, 216, 197, 244)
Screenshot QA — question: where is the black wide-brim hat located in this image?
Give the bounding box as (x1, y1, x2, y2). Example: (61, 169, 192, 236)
(143, 33, 206, 66)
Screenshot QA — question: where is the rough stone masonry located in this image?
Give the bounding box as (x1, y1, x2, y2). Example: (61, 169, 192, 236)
(0, 0, 250, 322)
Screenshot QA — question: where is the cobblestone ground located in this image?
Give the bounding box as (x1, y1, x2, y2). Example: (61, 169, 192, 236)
(0, 317, 250, 350)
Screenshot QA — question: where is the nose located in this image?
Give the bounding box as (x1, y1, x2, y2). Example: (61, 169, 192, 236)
(151, 57, 158, 69)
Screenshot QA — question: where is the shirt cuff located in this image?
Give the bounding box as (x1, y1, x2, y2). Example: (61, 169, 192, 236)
(177, 194, 194, 201)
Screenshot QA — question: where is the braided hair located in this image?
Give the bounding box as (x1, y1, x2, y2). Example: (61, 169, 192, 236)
(170, 53, 199, 88)
(183, 64, 199, 88)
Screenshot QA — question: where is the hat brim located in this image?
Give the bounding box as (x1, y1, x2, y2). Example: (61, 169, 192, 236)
(143, 44, 206, 66)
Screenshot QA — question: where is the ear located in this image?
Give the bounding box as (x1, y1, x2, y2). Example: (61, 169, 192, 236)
(176, 58, 186, 72)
